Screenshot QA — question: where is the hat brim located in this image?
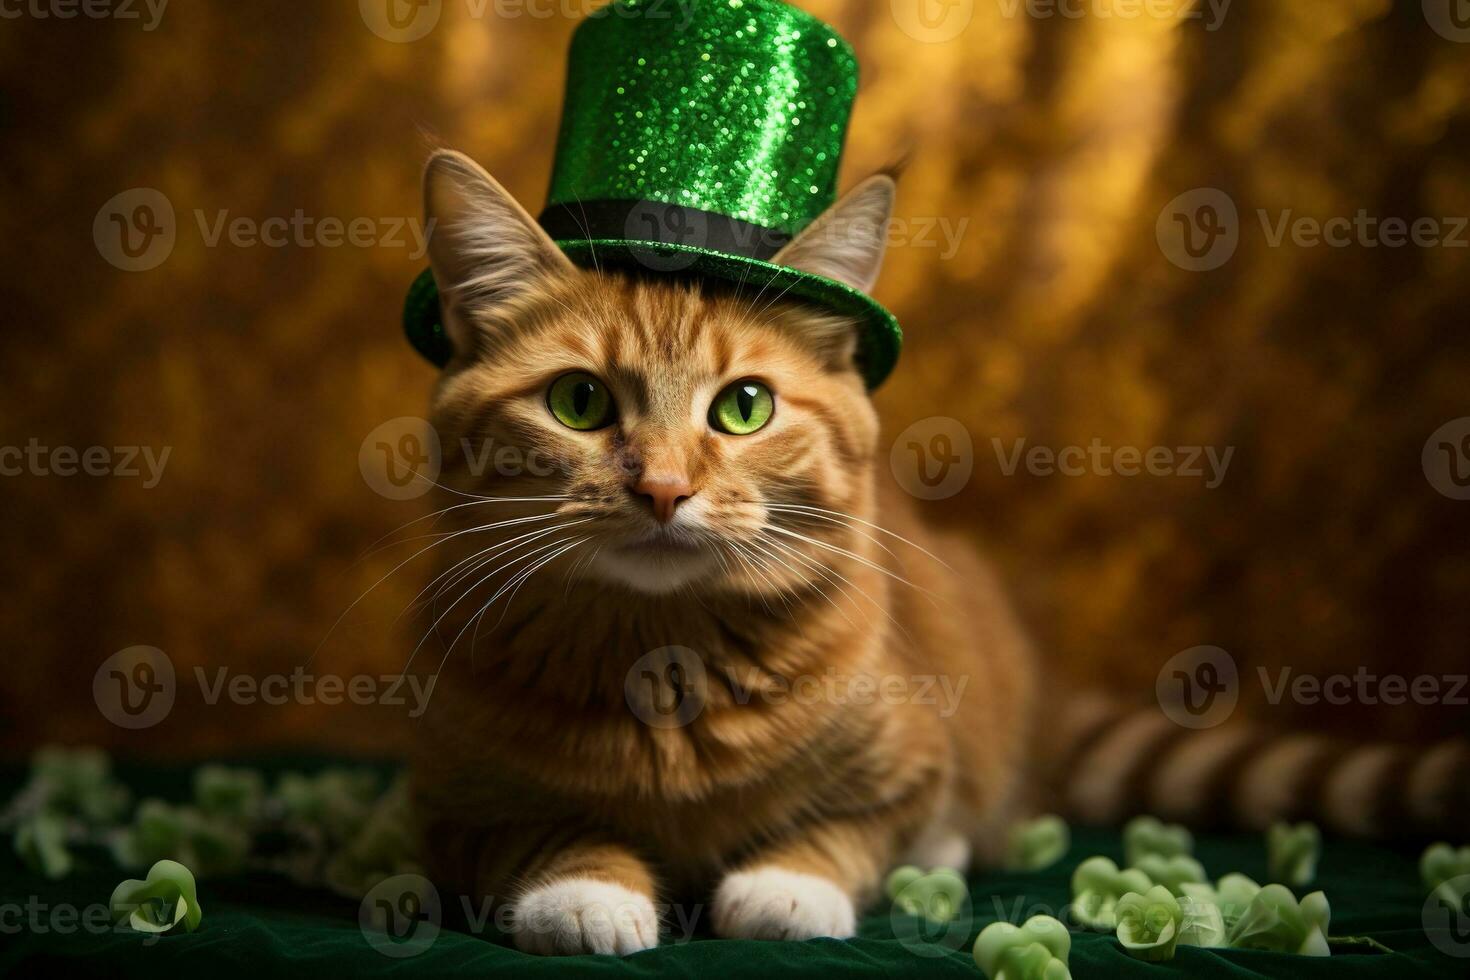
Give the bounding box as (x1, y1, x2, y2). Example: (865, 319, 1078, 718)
(552, 240, 900, 389)
(402, 243, 901, 390)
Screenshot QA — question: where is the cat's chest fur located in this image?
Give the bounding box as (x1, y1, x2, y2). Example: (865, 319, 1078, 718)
(410, 578, 948, 862)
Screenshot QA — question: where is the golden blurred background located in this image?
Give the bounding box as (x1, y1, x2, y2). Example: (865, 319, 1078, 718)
(1, 0, 1467, 758)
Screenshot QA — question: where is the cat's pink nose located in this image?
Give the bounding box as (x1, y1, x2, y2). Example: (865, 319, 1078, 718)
(633, 474, 693, 524)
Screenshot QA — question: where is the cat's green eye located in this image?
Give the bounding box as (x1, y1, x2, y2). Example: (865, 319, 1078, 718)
(709, 379, 774, 435)
(547, 372, 614, 431)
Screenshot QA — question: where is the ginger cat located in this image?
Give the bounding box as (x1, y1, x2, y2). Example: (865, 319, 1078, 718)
(406, 149, 1467, 956)
(407, 149, 1036, 955)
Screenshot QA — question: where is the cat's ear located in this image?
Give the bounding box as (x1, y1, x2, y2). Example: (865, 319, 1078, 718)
(771, 174, 895, 294)
(422, 149, 575, 349)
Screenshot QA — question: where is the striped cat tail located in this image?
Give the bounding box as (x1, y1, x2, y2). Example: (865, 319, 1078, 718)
(1046, 693, 1469, 839)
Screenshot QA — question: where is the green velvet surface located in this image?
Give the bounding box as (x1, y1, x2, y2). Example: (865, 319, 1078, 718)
(1, 761, 1461, 978)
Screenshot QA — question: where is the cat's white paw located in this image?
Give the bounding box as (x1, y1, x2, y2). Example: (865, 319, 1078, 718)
(512, 878, 659, 956)
(711, 867, 856, 941)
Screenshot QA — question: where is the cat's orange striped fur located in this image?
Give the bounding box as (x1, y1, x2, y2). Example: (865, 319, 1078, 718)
(407, 150, 1468, 956)
(408, 150, 1035, 953)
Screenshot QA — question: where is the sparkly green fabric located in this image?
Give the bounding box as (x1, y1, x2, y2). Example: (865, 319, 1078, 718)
(546, 0, 857, 234)
(405, 0, 903, 388)
(2, 757, 1455, 979)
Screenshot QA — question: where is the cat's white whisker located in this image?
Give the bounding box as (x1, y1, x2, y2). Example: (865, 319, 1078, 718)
(357, 495, 573, 561)
(765, 525, 936, 600)
(485, 536, 587, 631)
(748, 272, 805, 323)
(412, 518, 586, 616)
(745, 535, 855, 632)
(560, 535, 603, 595)
(403, 524, 593, 675)
(766, 503, 952, 570)
(763, 504, 905, 569)
(309, 508, 571, 667)
(723, 540, 781, 618)
(758, 530, 896, 633)
(426, 525, 589, 624)
(443, 535, 589, 672)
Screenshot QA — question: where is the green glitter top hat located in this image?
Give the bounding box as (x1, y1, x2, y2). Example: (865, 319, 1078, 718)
(404, 0, 902, 388)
